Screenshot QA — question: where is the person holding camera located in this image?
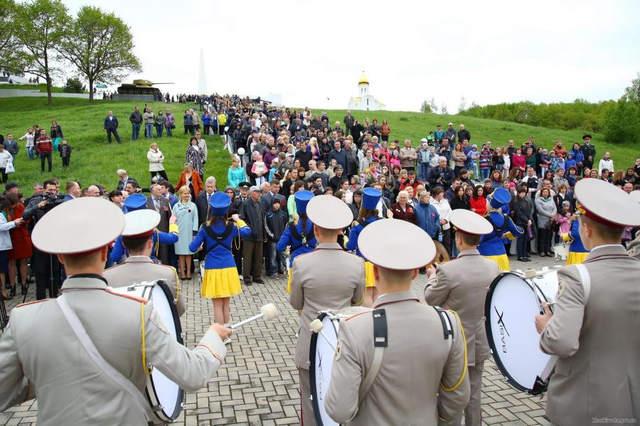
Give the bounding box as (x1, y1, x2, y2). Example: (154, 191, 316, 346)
(23, 179, 64, 299)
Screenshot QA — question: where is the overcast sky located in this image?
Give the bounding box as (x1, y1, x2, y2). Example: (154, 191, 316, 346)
(62, 0, 640, 112)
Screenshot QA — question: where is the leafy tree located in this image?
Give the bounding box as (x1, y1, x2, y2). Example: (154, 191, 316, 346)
(440, 104, 448, 115)
(420, 100, 432, 113)
(64, 77, 85, 93)
(623, 73, 640, 103)
(13, 0, 70, 104)
(0, 0, 22, 71)
(58, 6, 141, 101)
(603, 99, 640, 145)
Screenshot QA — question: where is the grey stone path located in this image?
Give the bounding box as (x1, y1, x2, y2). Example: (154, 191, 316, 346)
(0, 255, 563, 425)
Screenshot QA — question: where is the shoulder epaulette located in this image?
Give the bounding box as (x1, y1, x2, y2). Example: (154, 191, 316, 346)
(15, 299, 49, 308)
(105, 287, 148, 304)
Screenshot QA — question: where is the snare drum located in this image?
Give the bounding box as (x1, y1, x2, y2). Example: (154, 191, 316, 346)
(485, 271, 558, 393)
(309, 307, 370, 426)
(113, 280, 184, 423)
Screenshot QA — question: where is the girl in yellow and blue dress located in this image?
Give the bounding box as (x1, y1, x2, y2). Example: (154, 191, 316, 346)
(566, 210, 589, 265)
(189, 192, 251, 325)
(478, 187, 523, 271)
(346, 187, 381, 306)
(277, 190, 316, 293)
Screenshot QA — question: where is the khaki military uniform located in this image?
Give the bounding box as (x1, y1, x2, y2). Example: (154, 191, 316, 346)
(0, 275, 225, 425)
(104, 255, 185, 317)
(290, 242, 365, 426)
(325, 291, 470, 426)
(425, 248, 499, 426)
(540, 245, 640, 425)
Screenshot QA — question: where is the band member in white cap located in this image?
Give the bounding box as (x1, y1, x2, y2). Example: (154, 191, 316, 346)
(626, 190, 640, 260)
(104, 209, 185, 316)
(290, 194, 365, 425)
(326, 219, 469, 425)
(0, 198, 231, 425)
(425, 209, 499, 426)
(535, 179, 640, 425)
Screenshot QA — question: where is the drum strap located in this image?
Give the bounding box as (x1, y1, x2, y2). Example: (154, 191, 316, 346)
(433, 307, 454, 352)
(574, 264, 591, 302)
(56, 296, 155, 422)
(359, 309, 387, 404)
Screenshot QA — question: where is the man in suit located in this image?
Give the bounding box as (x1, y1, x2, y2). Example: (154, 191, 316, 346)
(0, 197, 230, 424)
(104, 110, 121, 143)
(290, 195, 365, 425)
(63, 181, 81, 202)
(196, 176, 218, 227)
(535, 179, 640, 425)
(325, 219, 469, 425)
(147, 183, 172, 265)
(239, 186, 265, 284)
(104, 209, 185, 316)
(116, 169, 137, 192)
(425, 209, 500, 426)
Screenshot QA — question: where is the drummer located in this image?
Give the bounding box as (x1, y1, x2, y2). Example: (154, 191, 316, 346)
(325, 219, 470, 425)
(0, 197, 231, 424)
(346, 187, 382, 306)
(477, 187, 523, 271)
(276, 190, 316, 294)
(104, 209, 185, 316)
(425, 209, 499, 426)
(289, 194, 365, 426)
(535, 179, 640, 425)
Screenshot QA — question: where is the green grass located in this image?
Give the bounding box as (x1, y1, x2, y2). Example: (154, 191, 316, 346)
(0, 97, 636, 194)
(0, 83, 66, 93)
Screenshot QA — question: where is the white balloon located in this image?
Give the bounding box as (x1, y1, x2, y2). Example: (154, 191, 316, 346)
(237, 148, 246, 155)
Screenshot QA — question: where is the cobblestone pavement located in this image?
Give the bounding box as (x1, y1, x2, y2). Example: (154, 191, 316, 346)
(0, 255, 564, 425)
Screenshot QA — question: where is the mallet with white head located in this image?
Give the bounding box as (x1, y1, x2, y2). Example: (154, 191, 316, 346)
(309, 318, 336, 351)
(230, 303, 280, 329)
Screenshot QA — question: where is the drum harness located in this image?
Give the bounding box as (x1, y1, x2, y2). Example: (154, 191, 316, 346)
(289, 220, 314, 251)
(203, 223, 236, 251)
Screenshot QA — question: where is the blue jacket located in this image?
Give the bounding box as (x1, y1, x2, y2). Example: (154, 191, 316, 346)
(109, 230, 178, 265)
(569, 219, 588, 253)
(415, 202, 440, 239)
(347, 216, 378, 257)
(276, 218, 317, 266)
(478, 211, 523, 256)
(189, 220, 252, 269)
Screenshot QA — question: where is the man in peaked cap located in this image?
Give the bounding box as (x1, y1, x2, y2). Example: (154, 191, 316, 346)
(326, 219, 470, 425)
(104, 209, 185, 316)
(0, 198, 231, 424)
(425, 209, 499, 426)
(535, 179, 640, 425)
(477, 187, 523, 271)
(289, 194, 364, 425)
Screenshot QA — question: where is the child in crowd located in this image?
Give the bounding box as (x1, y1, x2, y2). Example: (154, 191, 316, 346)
(58, 140, 72, 168)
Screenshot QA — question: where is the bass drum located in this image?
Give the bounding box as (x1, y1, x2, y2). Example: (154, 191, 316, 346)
(113, 280, 184, 423)
(309, 307, 370, 426)
(485, 271, 558, 393)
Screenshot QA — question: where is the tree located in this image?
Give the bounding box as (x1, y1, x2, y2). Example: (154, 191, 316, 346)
(440, 104, 448, 115)
(13, 0, 70, 104)
(0, 0, 22, 71)
(603, 99, 640, 145)
(420, 100, 432, 113)
(623, 73, 640, 103)
(458, 96, 467, 113)
(64, 77, 85, 93)
(59, 6, 141, 101)
(429, 97, 438, 114)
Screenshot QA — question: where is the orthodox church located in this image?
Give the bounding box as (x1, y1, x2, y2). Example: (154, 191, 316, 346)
(348, 71, 385, 111)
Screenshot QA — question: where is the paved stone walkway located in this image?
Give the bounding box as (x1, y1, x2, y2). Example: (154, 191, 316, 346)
(0, 256, 562, 425)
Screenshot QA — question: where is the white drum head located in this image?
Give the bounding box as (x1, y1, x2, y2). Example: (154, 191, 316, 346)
(485, 273, 553, 392)
(309, 314, 339, 426)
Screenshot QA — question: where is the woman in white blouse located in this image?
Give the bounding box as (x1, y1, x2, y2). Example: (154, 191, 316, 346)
(147, 143, 167, 183)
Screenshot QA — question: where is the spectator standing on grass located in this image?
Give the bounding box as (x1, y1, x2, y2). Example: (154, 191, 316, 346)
(35, 129, 53, 173)
(103, 110, 121, 143)
(598, 152, 614, 175)
(165, 111, 175, 136)
(58, 140, 72, 169)
(399, 139, 417, 173)
(49, 120, 63, 151)
(147, 142, 167, 182)
(143, 107, 155, 139)
(196, 131, 208, 166)
(581, 134, 596, 170)
(184, 110, 194, 135)
(3, 135, 18, 158)
(19, 129, 36, 160)
(6, 192, 31, 297)
(186, 136, 204, 176)
(0, 145, 13, 183)
(129, 106, 142, 140)
(457, 123, 470, 142)
(155, 111, 165, 138)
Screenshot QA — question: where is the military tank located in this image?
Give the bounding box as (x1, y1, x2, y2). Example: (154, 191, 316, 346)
(116, 79, 173, 100)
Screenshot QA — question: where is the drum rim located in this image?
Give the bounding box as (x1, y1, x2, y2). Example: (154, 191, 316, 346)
(147, 280, 185, 421)
(308, 312, 334, 426)
(484, 272, 536, 393)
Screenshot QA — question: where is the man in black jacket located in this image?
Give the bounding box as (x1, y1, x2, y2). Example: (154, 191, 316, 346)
(510, 186, 534, 261)
(240, 187, 265, 284)
(104, 111, 121, 143)
(428, 157, 454, 188)
(264, 199, 288, 276)
(195, 176, 218, 227)
(581, 134, 596, 170)
(457, 124, 471, 142)
(129, 106, 142, 141)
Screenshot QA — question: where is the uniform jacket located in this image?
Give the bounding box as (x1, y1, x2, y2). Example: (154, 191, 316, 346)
(0, 276, 225, 425)
(103, 256, 185, 317)
(189, 220, 252, 269)
(325, 291, 470, 425)
(276, 218, 317, 266)
(425, 249, 500, 365)
(346, 216, 378, 257)
(478, 212, 523, 257)
(540, 245, 640, 425)
(289, 242, 365, 370)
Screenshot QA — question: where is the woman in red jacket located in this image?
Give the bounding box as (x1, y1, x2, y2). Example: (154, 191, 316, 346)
(469, 185, 488, 216)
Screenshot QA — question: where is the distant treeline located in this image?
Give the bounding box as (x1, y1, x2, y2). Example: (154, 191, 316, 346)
(461, 99, 615, 133)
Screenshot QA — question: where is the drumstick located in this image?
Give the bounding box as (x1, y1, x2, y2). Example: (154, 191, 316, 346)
(309, 319, 336, 351)
(230, 303, 280, 329)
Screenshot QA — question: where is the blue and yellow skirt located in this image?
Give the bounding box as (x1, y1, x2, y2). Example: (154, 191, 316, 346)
(201, 267, 242, 299)
(484, 254, 510, 272)
(365, 261, 376, 288)
(566, 251, 588, 265)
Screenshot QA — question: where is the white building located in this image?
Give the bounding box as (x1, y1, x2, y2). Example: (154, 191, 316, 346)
(348, 71, 385, 111)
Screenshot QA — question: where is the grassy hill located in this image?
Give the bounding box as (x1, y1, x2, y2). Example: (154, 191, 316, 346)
(0, 84, 65, 93)
(0, 98, 635, 193)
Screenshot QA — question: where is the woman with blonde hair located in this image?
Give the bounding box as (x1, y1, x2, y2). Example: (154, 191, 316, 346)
(147, 142, 167, 183)
(172, 186, 199, 280)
